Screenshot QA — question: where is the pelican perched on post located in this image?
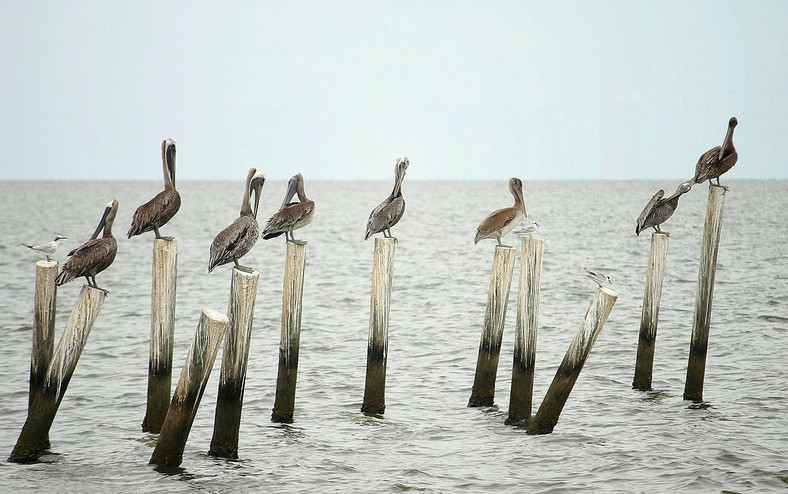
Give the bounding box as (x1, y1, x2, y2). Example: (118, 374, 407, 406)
(635, 182, 692, 236)
(208, 169, 266, 273)
(128, 139, 181, 240)
(474, 177, 527, 246)
(690, 117, 738, 188)
(56, 200, 119, 293)
(22, 235, 67, 261)
(365, 157, 409, 240)
(262, 173, 315, 245)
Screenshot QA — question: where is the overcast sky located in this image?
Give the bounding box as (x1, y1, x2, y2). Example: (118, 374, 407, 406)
(1, 1, 785, 181)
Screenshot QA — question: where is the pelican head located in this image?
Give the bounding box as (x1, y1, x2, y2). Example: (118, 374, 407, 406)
(396, 157, 409, 176)
(250, 169, 266, 218)
(719, 117, 738, 160)
(91, 200, 119, 240)
(728, 116, 738, 129)
(673, 181, 693, 197)
(509, 177, 527, 216)
(162, 138, 177, 187)
(281, 173, 302, 208)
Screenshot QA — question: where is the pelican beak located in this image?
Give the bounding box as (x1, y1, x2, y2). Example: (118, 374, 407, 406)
(281, 175, 298, 209)
(164, 139, 177, 186)
(250, 171, 266, 218)
(90, 200, 114, 240)
(517, 185, 527, 217)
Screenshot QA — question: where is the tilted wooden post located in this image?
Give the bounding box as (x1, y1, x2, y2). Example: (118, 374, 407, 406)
(149, 308, 229, 468)
(633, 232, 669, 391)
(468, 245, 517, 407)
(143, 238, 178, 433)
(9, 286, 107, 463)
(684, 184, 726, 401)
(361, 237, 396, 415)
(29, 260, 58, 441)
(209, 268, 259, 459)
(271, 241, 307, 423)
(506, 237, 543, 424)
(527, 286, 618, 435)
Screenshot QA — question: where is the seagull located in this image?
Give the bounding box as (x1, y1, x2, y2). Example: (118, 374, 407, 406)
(584, 267, 612, 287)
(512, 222, 539, 237)
(22, 235, 67, 261)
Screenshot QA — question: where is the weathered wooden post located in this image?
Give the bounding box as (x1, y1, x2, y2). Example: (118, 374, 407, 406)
(149, 308, 229, 468)
(506, 237, 543, 424)
(633, 232, 669, 391)
(527, 286, 618, 435)
(209, 268, 259, 459)
(361, 237, 396, 415)
(29, 261, 58, 435)
(143, 238, 178, 433)
(468, 245, 517, 407)
(684, 184, 726, 401)
(271, 241, 307, 423)
(9, 285, 106, 463)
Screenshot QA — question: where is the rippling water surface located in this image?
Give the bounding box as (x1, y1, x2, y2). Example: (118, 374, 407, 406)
(0, 180, 786, 493)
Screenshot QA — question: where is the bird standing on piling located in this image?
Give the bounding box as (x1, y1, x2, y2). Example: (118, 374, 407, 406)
(128, 139, 181, 240)
(365, 157, 409, 240)
(262, 173, 315, 245)
(635, 182, 692, 236)
(56, 200, 119, 293)
(474, 177, 527, 246)
(584, 267, 612, 288)
(690, 117, 738, 188)
(512, 222, 539, 237)
(22, 235, 67, 261)
(208, 169, 266, 273)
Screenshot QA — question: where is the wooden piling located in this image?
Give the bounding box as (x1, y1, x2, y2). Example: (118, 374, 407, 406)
(149, 308, 229, 468)
(361, 237, 396, 415)
(468, 245, 517, 407)
(209, 268, 259, 459)
(9, 285, 106, 463)
(271, 241, 307, 423)
(30, 261, 58, 431)
(506, 237, 544, 424)
(143, 238, 178, 433)
(527, 286, 618, 435)
(633, 232, 669, 391)
(684, 184, 726, 401)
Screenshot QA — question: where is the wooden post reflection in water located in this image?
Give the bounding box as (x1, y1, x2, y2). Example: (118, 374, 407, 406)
(527, 286, 618, 435)
(29, 260, 58, 448)
(506, 237, 543, 424)
(684, 184, 726, 401)
(209, 268, 259, 459)
(9, 285, 106, 463)
(633, 232, 669, 391)
(468, 245, 516, 407)
(150, 308, 229, 468)
(361, 237, 395, 415)
(142, 238, 178, 433)
(272, 241, 307, 423)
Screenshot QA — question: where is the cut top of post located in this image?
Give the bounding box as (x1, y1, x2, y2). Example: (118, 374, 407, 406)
(36, 260, 59, 269)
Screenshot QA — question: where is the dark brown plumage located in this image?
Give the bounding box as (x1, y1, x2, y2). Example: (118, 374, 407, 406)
(691, 117, 738, 187)
(262, 173, 315, 244)
(635, 182, 692, 236)
(128, 139, 181, 239)
(365, 157, 408, 240)
(56, 199, 119, 292)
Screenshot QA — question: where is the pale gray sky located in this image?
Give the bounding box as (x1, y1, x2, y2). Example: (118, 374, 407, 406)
(1, 1, 785, 181)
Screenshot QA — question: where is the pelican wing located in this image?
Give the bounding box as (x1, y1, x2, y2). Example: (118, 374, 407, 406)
(57, 238, 117, 285)
(262, 201, 314, 239)
(209, 215, 259, 272)
(127, 189, 181, 238)
(365, 196, 405, 239)
(636, 189, 664, 235)
(475, 206, 519, 243)
(692, 146, 721, 185)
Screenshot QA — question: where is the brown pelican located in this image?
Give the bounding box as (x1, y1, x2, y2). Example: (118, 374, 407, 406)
(365, 157, 409, 240)
(208, 168, 266, 273)
(22, 235, 67, 261)
(127, 139, 181, 240)
(584, 267, 612, 287)
(262, 173, 315, 245)
(56, 200, 119, 293)
(690, 117, 738, 187)
(635, 182, 692, 236)
(474, 177, 527, 246)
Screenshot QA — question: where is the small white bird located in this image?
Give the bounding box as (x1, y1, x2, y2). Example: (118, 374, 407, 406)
(512, 222, 539, 237)
(584, 267, 612, 287)
(22, 235, 67, 261)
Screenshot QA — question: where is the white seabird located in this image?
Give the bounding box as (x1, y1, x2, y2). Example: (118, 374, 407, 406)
(22, 235, 67, 261)
(584, 267, 612, 287)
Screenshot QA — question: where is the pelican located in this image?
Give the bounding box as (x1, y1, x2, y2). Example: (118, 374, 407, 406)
(584, 267, 612, 287)
(474, 177, 527, 246)
(635, 182, 692, 236)
(365, 157, 409, 240)
(56, 200, 119, 293)
(208, 168, 266, 273)
(127, 139, 181, 240)
(262, 173, 315, 245)
(22, 235, 67, 261)
(690, 117, 738, 188)
(512, 222, 539, 237)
